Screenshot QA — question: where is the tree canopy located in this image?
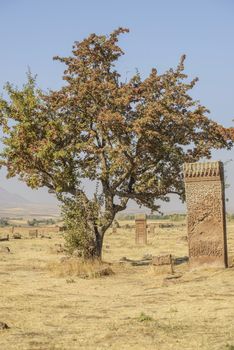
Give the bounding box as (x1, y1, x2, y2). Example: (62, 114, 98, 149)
(0, 28, 233, 257)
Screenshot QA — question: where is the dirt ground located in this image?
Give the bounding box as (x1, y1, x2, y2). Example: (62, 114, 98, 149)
(0, 221, 234, 350)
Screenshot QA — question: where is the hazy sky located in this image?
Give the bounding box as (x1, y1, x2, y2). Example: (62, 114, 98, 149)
(0, 0, 233, 211)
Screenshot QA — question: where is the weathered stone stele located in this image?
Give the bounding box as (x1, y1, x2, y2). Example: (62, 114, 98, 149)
(135, 214, 147, 244)
(184, 161, 228, 268)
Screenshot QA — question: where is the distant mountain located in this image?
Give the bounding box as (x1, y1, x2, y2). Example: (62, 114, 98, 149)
(0, 187, 31, 207)
(0, 187, 59, 217)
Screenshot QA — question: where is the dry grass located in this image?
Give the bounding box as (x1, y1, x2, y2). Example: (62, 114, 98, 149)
(0, 220, 233, 349)
(48, 258, 114, 278)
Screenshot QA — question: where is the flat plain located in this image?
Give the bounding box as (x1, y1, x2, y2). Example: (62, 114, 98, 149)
(0, 220, 234, 350)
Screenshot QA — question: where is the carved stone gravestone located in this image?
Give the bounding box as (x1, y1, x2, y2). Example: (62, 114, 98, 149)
(183, 161, 228, 268)
(135, 214, 147, 244)
(152, 254, 174, 274)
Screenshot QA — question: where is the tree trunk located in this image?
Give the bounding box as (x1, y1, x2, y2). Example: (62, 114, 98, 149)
(91, 226, 104, 260)
(93, 229, 104, 260)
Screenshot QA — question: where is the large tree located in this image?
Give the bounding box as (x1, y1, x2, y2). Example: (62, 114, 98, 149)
(0, 28, 233, 258)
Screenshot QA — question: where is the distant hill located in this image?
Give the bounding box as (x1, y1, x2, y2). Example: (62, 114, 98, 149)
(0, 187, 31, 207)
(0, 187, 59, 217)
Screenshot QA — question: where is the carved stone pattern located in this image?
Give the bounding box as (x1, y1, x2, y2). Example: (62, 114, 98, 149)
(185, 181, 223, 235)
(183, 161, 222, 179)
(152, 254, 172, 266)
(189, 240, 223, 258)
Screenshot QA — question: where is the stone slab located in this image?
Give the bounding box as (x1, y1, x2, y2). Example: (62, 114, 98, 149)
(135, 214, 147, 245)
(184, 161, 228, 268)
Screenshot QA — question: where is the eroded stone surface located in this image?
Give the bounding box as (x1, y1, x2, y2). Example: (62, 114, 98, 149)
(135, 214, 147, 245)
(184, 161, 228, 268)
(152, 254, 172, 266)
(152, 254, 174, 274)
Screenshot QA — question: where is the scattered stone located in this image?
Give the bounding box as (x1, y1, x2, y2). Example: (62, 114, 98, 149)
(159, 223, 174, 228)
(180, 236, 188, 241)
(0, 322, 9, 330)
(0, 246, 10, 254)
(13, 233, 22, 239)
(0, 234, 9, 242)
(142, 254, 153, 260)
(119, 256, 151, 266)
(131, 260, 151, 266)
(174, 256, 189, 265)
(39, 234, 51, 239)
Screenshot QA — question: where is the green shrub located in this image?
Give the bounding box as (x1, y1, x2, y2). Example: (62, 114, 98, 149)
(62, 197, 97, 259)
(0, 217, 9, 227)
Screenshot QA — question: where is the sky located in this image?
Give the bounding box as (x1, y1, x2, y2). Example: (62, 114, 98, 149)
(0, 0, 233, 212)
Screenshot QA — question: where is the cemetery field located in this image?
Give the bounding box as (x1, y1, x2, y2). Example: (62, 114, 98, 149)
(0, 221, 234, 350)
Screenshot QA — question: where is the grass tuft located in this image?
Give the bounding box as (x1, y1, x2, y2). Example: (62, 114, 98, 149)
(48, 258, 114, 279)
(138, 312, 154, 322)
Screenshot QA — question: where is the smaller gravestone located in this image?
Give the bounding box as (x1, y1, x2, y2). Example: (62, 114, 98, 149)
(28, 229, 38, 238)
(135, 214, 147, 245)
(152, 254, 174, 274)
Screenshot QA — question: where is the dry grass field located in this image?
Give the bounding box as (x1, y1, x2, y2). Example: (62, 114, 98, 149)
(0, 220, 234, 350)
